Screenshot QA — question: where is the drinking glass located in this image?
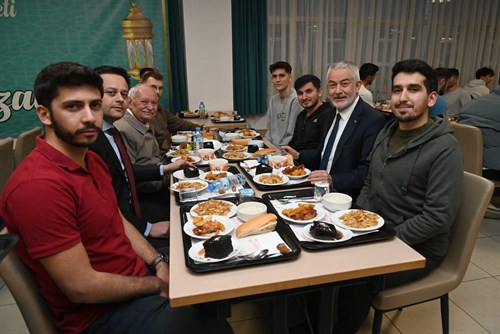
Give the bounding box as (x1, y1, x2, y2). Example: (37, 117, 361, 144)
(314, 181, 330, 201)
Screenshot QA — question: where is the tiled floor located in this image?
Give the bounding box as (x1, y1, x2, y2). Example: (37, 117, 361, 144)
(1, 217, 499, 334)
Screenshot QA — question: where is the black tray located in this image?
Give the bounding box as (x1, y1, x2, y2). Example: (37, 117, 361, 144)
(239, 162, 312, 191)
(262, 189, 396, 251)
(173, 165, 249, 205)
(211, 117, 246, 123)
(179, 197, 301, 273)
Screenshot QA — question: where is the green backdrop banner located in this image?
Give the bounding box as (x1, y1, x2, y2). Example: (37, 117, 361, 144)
(0, 0, 169, 137)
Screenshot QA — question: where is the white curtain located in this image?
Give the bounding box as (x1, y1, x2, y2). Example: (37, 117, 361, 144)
(268, 0, 500, 99)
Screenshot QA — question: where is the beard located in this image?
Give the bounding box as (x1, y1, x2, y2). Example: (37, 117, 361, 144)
(50, 112, 100, 147)
(329, 93, 357, 111)
(393, 103, 425, 123)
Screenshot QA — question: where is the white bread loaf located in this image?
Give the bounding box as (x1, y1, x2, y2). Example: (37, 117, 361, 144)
(236, 213, 277, 238)
(252, 147, 277, 157)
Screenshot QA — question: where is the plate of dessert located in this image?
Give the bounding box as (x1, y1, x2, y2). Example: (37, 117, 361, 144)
(171, 180, 208, 193)
(188, 235, 240, 263)
(281, 164, 311, 179)
(183, 215, 235, 239)
(253, 173, 289, 186)
(190, 199, 238, 217)
(200, 171, 234, 183)
(173, 167, 201, 180)
(303, 221, 353, 243)
(330, 209, 384, 232)
(278, 202, 326, 224)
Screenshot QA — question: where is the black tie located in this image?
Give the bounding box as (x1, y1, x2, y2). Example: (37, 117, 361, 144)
(319, 113, 341, 170)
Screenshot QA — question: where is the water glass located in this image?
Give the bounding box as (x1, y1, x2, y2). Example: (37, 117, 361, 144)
(179, 188, 198, 203)
(314, 181, 330, 201)
(238, 188, 255, 203)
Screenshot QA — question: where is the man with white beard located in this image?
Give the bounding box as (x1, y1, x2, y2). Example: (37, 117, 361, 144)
(283, 61, 386, 199)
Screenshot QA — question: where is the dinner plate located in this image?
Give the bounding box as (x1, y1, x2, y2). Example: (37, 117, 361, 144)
(188, 239, 241, 263)
(281, 168, 311, 179)
(222, 152, 253, 161)
(252, 173, 289, 186)
(330, 209, 385, 231)
(302, 223, 353, 243)
(236, 130, 259, 139)
(203, 139, 222, 152)
(199, 171, 234, 183)
(190, 200, 238, 217)
(166, 149, 193, 158)
(221, 144, 247, 152)
(173, 169, 201, 180)
(183, 215, 235, 239)
(171, 156, 201, 164)
(278, 202, 326, 224)
(171, 180, 208, 193)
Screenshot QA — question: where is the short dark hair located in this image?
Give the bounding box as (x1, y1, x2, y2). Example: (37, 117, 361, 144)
(391, 59, 438, 94)
(434, 67, 451, 80)
(94, 65, 130, 87)
(269, 61, 292, 74)
(359, 63, 379, 80)
(34, 62, 103, 108)
(448, 68, 460, 77)
(475, 67, 494, 79)
(140, 67, 164, 82)
(294, 74, 321, 91)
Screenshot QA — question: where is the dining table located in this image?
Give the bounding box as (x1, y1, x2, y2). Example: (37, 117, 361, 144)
(179, 111, 248, 130)
(167, 140, 426, 334)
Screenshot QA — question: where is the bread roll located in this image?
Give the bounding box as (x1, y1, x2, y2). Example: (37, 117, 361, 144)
(236, 213, 277, 238)
(230, 138, 251, 146)
(252, 148, 277, 157)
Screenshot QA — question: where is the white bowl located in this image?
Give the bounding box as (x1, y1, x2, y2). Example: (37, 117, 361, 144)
(237, 202, 268, 222)
(249, 140, 264, 148)
(172, 135, 188, 143)
(322, 193, 352, 212)
(224, 133, 241, 139)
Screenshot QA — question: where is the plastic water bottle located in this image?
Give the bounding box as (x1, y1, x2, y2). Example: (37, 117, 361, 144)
(199, 101, 206, 119)
(374, 90, 381, 103)
(208, 174, 246, 193)
(193, 127, 203, 152)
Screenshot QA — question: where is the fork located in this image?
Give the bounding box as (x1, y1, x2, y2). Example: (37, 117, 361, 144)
(277, 196, 317, 204)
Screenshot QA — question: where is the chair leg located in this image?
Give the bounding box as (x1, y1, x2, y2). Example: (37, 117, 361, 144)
(440, 294, 449, 334)
(372, 309, 383, 334)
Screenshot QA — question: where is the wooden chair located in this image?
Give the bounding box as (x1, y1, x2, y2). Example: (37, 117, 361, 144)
(0, 137, 14, 195)
(14, 127, 41, 168)
(452, 123, 483, 175)
(0, 234, 57, 333)
(371, 172, 494, 334)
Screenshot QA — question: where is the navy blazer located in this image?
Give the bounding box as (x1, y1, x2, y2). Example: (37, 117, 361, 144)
(304, 98, 386, 199)
(89, 131, 163, 234)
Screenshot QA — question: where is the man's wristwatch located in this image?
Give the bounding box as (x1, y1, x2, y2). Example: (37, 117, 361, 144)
(150, 254, 169, 271)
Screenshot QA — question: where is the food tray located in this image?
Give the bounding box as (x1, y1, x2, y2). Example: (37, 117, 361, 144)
(262, 189, 395, 251)
(239, 163, 312, 191)
(173, 165, 247, 205)
(180, 197, 301, 273)
(179, 112, 199, 118)
(211, 117, 246, 123)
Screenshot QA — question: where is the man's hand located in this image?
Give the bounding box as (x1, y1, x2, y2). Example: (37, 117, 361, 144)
(149, 221, 170, 238)
(163, 159, 191, 174)
(308, 170, 333, 186)
(155, 261, 169, 298)
(281, 146, 300, 160)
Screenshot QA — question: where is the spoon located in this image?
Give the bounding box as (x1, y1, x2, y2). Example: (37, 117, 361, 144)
(226, 249, 269, 263)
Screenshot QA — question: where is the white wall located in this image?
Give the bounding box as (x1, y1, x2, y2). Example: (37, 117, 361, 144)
(183, 0, 233, 112)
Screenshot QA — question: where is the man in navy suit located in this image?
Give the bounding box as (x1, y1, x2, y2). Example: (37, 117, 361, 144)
(283, 61, 386, 199)
(89, 66, 187, 249)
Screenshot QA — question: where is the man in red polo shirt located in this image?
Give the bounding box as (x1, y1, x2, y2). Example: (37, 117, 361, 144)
(0, 62, 232, 334)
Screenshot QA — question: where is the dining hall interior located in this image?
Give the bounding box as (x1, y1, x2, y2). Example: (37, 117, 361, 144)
(1, 0, 499, 333)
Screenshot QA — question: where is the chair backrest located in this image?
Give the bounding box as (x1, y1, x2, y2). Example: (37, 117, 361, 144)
(0, 137, 14, 195)
(14, 127, 42, 168)
(452, 123, 483, 175)
(0, 234, 57, 334)
(441, 172, 494, 285)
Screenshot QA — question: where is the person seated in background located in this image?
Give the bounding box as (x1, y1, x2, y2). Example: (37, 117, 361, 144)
(429, 67, 450, 117)
(458, 77, 500, 181)
(90, 66, 186, 249)
(358, 62, 379, 107)
(0, 61, 233, 334)
(139, 68, 199, 154)
(332, 59, 463, 334)
(283, 61, 386, 200)
(282, 74, 333, 162)
(464, 66, 495, 99)
(442, 67, 471, 117)
(264, 61, 302, 147)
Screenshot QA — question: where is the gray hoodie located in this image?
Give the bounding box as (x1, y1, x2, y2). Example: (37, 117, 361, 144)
(357, 117, 463, 257)
(464, 79, 490, 99)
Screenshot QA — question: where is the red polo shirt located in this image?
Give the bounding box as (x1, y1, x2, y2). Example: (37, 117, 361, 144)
(0, 136, 147, 333)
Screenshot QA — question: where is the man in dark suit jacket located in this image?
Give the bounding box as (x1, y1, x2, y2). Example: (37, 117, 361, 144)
(89, 66, 187, 249)
(283, 61, 386, 199)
